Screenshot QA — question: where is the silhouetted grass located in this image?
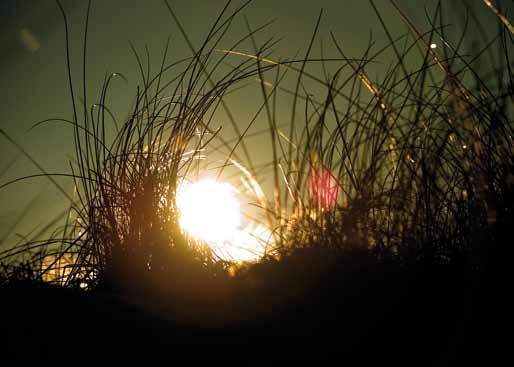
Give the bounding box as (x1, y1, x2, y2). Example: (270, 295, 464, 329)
(0, 0, 513, 362)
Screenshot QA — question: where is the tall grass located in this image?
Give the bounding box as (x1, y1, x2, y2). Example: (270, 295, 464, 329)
(1, 0, 513, 292)
(248, 0, 514, 267)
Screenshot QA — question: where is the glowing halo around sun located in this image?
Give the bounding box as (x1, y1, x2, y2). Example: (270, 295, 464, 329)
(175, 178, 271, 262)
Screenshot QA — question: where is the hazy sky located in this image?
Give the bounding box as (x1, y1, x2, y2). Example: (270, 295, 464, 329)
(0, 0, 510, 248)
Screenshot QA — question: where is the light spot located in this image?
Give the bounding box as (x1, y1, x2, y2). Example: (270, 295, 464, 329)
(176, 178, 271, 262)
(19, 28, 40, 52)
(176, 178, 241, 244)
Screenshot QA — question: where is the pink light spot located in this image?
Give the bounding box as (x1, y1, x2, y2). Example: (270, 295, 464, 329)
(308, 166, 339, 209)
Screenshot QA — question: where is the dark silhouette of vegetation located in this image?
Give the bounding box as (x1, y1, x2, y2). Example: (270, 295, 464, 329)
(0, 0, 512, 363)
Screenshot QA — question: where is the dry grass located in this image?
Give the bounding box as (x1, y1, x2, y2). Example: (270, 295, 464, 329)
(0, 0, 512, 299)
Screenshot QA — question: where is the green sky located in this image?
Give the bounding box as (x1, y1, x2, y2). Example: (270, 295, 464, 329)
(0, 0, 510, 248)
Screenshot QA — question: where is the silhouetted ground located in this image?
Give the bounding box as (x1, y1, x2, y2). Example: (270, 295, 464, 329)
(0, 243, 508, 364)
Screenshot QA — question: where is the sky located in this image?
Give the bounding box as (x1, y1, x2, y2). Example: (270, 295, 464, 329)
(0, 0, 511, 249)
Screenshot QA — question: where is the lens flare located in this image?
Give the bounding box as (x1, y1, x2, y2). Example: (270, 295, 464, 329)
(308, 165, 340, 209)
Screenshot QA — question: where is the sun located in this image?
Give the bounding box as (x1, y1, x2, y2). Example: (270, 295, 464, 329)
(175, 178, 271, 262)
(176, 178, 241, 244)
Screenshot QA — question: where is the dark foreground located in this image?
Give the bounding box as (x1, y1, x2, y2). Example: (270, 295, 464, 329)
(0, 246, 508, 365)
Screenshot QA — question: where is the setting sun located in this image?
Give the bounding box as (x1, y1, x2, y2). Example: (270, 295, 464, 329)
(176, 178, 270, 262)
(176, 178, 241, 244)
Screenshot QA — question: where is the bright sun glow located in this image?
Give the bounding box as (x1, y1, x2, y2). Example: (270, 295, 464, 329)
(176, 178, 271, 262)
(177, 178, 241, 244)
